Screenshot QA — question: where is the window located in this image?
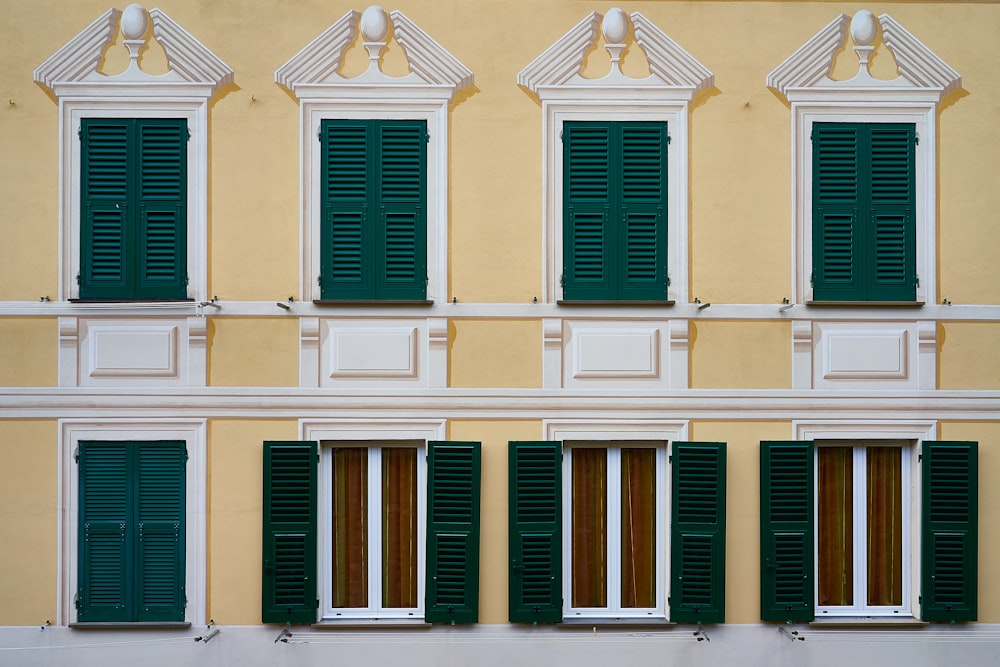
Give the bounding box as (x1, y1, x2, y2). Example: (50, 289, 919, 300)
(79, 119, 188, 300)
(812, 123, 916, 302)
(508, 440, 725, 623)
(760, 440, 978, 623)
(76, 441, 186, 622)
(262, 440, 480, 624)
(562, 122, 668, 301)
(320, 120, 427, 301)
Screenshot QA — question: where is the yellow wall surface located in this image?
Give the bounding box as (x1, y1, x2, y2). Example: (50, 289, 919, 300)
(939, 323, 1000, 389)
(690, 321, 790, 389)
(208, 419, 298, 623)
(208, 318, 299, 387)
(0, 319, 56, 386)
(940, 422, 1000, 623)
(450, 320, 541, 388)
(450, 420, 542, 624)
(0, 421, 57, 624)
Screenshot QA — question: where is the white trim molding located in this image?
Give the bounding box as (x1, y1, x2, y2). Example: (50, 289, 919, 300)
(519, 8, 713, 306)
(58, 418, 208, 626)
(275, 5, 473, 304)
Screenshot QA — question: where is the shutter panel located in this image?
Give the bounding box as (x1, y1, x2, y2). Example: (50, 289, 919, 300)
(620, 122, 667, 300)
(80, 120, 131, 299)
(868, 125, 916, 301)
(263, 441, 317, 624)
(378, 121, 427, 300)
(921, 441, 977, 622)
(760, 441, 814, 622)
(321, 121, 371, 299)
(563, 122, 614, 300)
(508, 441, 562, 623)
(137, 120, 187, 299)
(135, 441, 186, 621)
(812, 123, 861, 301)
(78, 442, 132, 621)
(670, 442, 726, 624)
(425, 441, 481, 623)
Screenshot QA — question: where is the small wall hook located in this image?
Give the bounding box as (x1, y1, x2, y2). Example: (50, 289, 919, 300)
(276, 301, 291, 311)
(779, 624, 805, 642)
(274, 626, 292, 643)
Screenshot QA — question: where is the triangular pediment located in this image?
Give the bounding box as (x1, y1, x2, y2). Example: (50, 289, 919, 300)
(518, 8, 713, 99)
(767, 11, 960, 99)
(275, 6, 473, 99)
(34, 5, 233, 96)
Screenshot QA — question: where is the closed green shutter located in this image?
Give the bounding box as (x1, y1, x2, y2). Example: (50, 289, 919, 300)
(78, 441, 185, 623)
(563, 121, 667, 301)
(921, 441, 977, 622)
(136, 120, 187, 299)
(425, 441, 481, 624)
(812, 123, 915, 302)
(760, 441, 814, 622)
(262, 441, 317, 624)
(670, 442, 726, 624)
(321, 120, 426, 300)
(81, 120, 131, 299)
(508, 441, 562, 623)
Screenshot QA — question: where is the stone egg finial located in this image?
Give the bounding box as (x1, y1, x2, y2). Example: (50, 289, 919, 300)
(360, 5, 390, 42)
(120, 3, 149, 40)
(850, 10, 878, 47)
(602, 8, 629, 44)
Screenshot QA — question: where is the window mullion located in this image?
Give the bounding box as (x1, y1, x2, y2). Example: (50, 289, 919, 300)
(369, 446, 382, 613)
(607, 447, 621, 613)
(854, 446, 867, 612)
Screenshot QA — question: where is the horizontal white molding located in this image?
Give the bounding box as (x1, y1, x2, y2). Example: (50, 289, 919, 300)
(0, 387, 997, 421)
(1, 301, 999, 321)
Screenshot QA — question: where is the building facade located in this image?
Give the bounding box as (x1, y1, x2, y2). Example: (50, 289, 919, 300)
(1, 1, 999, 665)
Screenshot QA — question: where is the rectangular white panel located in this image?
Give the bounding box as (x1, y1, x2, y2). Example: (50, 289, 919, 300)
(327, 326, 419, 380)
(564, 321, 666, 388)
(814, 322, 916, 388)
(84, 322, 181, 381)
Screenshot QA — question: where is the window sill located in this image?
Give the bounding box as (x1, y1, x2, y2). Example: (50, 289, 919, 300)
(312, 300, 434, 306)
(809, 618, 927, 628)
(556, 300, 675, 307)
(559, 617, 674, 627)
(312, 619, 431, 629)
(69, 622, 192, 630)
(69, 299, 195, 304)
(804, 301, 924, 308)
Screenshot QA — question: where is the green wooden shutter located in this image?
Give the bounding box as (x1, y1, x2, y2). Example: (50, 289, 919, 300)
(136, 119, 187, 300)
(670, 442, 726, 624)
(563, 122, 614, 300)
(760, 441, 814, 622)
(78, 441, 132, 621)
(813, 124, 862, 301)
(377, 121, 427, 300)
(321, 121, 371, 299)
(80, 120, 131, 299)
(135, 442, 186, 621)
(263, 441, 317, 624)
(425, 441, 481, 623)
(921, 441, 977, 622)
(619, 123, 668, 300)
(868, 125, 916, 301)
(508, 441, 562, 623)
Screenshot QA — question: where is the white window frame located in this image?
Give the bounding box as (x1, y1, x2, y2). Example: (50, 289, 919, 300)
(303, 419, 444, 621)
(59, 419, 207, 626)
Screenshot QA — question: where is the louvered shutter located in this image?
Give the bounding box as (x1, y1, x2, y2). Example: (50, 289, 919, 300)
(78, 442, 132, 621)
(135, 442, 186, 621)
(425, 441, 481, 623)
(80, 120, 131, 299)
(508, 441, 562, 623)
(262, 441, 317, 624)
(136, 120, 187, 299)
(921, 441, 977, 622)
(670, 442, 726, 624)
(563, 122, 614, 300)
(378, 121, 427, 300)
(868, 125, 916, 301)
(619, 123, 668, 300)
(812, 124, 862, 301)
(321, 121, 371, 299)
(760, 441, 814, 622)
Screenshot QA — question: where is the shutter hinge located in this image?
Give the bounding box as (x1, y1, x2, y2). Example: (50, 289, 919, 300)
(74, 593, 81, 609)
(318, 129, 323, 142)
(666, 134, 672, 145)
(315, 598, 320, 609)
(186, 127, 191, 141)
(810, 128, 815, 142)
(76, 273, 81, 285)
(559, 273, 565, 288)
(424, 133, 430, 144)
(915, 274, 920, 288)
(810, 269, 815, 287)
(185, 448, 189, 463)
(915, 134, 920, 146)
(74, 446, 79, 463)
(918, 453, 922, 462)
(317, 275, 323, 286)
(185, 274, 190, 286)
(183, 588, 188, 605)
(78, 126, 82, 140)
(666, 275, 671, 287)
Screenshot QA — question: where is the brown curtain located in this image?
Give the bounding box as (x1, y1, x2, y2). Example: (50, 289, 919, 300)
(867, 447, 902, 606)
(817, 447, 853, 606)
(332, 447, 368, 607)
(621, 448, 655, 608)
(572, 448, 607, 607)
(382, 448, 418, 608)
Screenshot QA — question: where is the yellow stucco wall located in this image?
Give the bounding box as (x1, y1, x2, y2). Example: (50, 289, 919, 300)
(0, 319, 57, 386)
(0, 420, 57, 624)
(690, 321, 791, 389)
(940, 323, 1000, 389)
(208, 319, 299, 387)
(450, 320, 542, 388)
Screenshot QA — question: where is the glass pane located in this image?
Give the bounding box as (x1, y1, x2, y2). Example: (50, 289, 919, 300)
(818, 447, 853, 606)
(867, 447, 902, 606)
(621, 448, 655, 608)
(572, 448, 607, 607)
(382, 448, 418, 608)
(332, 448, 368, 608)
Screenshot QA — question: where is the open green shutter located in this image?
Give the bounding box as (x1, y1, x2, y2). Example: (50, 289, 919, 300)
(563, 122, 614, 300)
(135, 442, 186, 621)
(80, 120, 131, 299)
(136, 119, 187, 300)
(508, 441, 562, 623)
(425, 441, 481, 623)
(670, 442, 726, 624)
(868, 125, 916, 301)
(760, 441, 814, 622)
(619, 122, 668, 300)
(921, 441, 977, 622)
(78, 442, 133, 621)
(263, 441, 317, 624)
(377, 121, 427, 300)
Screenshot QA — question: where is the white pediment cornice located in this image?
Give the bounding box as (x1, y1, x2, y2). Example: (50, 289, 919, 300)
(35, 5, 232, 98)
(275, 6, 473, 100)
(767, 10, 960, 101)
(518, 8, 713, 100)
